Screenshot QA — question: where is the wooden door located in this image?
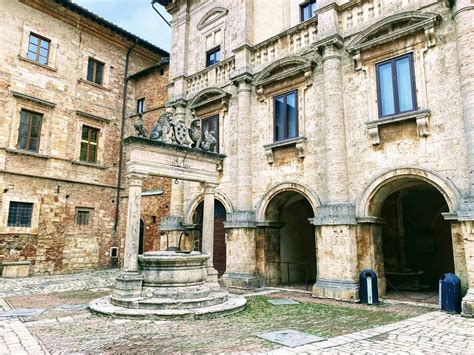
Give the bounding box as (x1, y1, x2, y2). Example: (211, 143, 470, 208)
(213, 202, 226, 277)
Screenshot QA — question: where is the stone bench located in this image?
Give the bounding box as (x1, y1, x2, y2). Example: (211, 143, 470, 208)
(1, 260, 31, 278)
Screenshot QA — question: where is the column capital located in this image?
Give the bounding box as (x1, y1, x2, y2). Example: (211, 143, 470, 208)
(202, 182, 218, 194)
(126, 173, 147, 186)
(231, 72, 254, 88)
(317, 34, 344, 61)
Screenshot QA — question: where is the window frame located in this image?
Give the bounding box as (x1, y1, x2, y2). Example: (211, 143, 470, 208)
(201, 114, 219, 153)
(17, 109, 43, 152)
(7, 201, 34, 228)
(300, 0, 317, 22)
(80, 125, 99, 164)
(75, 208, 93, 226)
(87, 57, 105, 85)
(273, 90, 299, 142)
(206, 46, 221, 67)
(137, 98, 145, 114)
(376, 53, 417, 118)
(27, 32, 50, 65)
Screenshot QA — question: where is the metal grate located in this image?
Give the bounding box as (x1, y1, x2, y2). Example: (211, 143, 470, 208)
(76, 210, 90, 225)
(7, 202, 33, 227)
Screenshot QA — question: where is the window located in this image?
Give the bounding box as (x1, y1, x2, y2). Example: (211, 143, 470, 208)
(18, 110, 42, 152)
(7, 202, 33, 227)
(27, 33, 50, 65)
(206, 46, 220, 67)
(201, 115, 219, 153)
(76, 208, 92, 226)
(376, 53, 417, 118)
(137, 98, 145, 114)
(274, 91, 298, 142)
(300, 0, 317, 22)
(87, 58, 104, 85)
(80, 126, 99, 163)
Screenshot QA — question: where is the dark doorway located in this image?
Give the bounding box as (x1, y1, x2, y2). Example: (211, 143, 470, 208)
(138, 219, 145, 255)
(193, 199, 227, 278)
(381, 184, 454, 291)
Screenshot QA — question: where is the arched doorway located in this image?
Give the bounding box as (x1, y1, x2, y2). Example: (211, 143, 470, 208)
(138, 219, 145, 255)
(381, 183, 454, 291)
(193, 199, 227, 277)
(259, 190, 316, 288)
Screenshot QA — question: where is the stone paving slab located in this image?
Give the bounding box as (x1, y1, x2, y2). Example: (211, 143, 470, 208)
(267, 298, 300, 305)
(267, 311, 474, 354)
(0, 308, 45, 318)
(258, 329, 324, 347)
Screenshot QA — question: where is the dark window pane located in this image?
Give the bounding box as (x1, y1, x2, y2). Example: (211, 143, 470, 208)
(90, 129, 97, 143)
(30, 124, 40, 138)
(76, 210, 90, 225)
(396, 56, 414, 113)
(206, 47, 220, 67)
(88, 145, 97, 162)
(275, 96, 285, 141)
(29, 138, 39, 152)
(80, 145, 88, 161)
(87, 59, 94, 81)
(287, 93, 297, 138)
(95, 62, 103, 84)
(7, 202, 33, 227)
(18, 136, 27, 150)
(378, 62, 395, 117)
(82, 126, 89, 140)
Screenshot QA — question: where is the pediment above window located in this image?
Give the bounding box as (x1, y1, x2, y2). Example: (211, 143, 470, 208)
(253, 56, 314, 101)
(197, 7, 229, 30)
(188, 87, 230, 111)
(347, 11, 440, 70)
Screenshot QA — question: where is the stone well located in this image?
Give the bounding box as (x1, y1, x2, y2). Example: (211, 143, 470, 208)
(89, 251, 246, 319)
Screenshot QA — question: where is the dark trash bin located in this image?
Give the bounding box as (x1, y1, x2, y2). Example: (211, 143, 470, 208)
(439, 273, 461, 314)
(360, 269, 379, 305)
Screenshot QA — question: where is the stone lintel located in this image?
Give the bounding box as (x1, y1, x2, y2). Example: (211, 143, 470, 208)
(311, 204, 357, 226)
(313, 278, 359, 302)
(160, 215, 185, 231)
(223, 211, 256, 229)
(12, 91, 56, 108)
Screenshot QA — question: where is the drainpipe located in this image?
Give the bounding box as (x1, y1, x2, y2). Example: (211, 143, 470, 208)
(114, 39, 138, 235)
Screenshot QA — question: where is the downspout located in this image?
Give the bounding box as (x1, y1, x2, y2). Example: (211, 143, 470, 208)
(114, 38, 138, 235)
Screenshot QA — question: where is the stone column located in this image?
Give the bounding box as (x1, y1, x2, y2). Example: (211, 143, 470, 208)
(123, 173, 145, 272)
(220, 71, 260, 288)
(312, 38, 359, 302)
(453, 0, 474, 317)
(202, 183, 218, 284)
(113, 173, 146, 301)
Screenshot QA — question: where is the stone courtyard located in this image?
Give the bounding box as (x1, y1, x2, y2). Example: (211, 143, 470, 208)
(1, 270, 473, 354)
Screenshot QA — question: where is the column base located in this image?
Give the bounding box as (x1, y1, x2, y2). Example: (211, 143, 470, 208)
(313, 278, 359, 302)
(112, 271, 144, 302)
(462, 288, 474, 317)
(220, 272, 262, 289)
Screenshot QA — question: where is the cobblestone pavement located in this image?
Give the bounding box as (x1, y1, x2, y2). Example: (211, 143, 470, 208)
(269, 311, 474, 354)
(0, 269, 118, 297)
(0, 270, 473, 354)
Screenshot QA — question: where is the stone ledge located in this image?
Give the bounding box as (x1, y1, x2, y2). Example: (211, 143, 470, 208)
(366, 109, 431, 145)
(263, 137, 307, 164)
(18, 55, 58, 72)
(5, 148, 50, 159)
(78, 78, 111, 91)
(75, 111, 112, 123)
(71, 160, 108, 170)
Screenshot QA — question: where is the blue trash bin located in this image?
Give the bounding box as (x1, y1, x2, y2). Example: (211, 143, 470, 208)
(439, 273, 461, 314)
(360, 269, 379, 305)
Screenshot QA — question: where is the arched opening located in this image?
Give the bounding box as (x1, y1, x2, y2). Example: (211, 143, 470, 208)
(192, 199, 227, 277)
(379, 182, 455, 296)
(138, 219, 145, 255)
(259, 190, 316, 288)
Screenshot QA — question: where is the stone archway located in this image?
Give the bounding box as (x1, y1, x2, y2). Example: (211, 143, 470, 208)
(256, 182, 319, 287)
(356, 167, 467, 296)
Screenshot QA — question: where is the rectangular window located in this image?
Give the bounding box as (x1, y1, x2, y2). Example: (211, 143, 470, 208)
(87, 58, 104, 85)
(300, 0, 317, 22)
(18, 110, 42, 152)
(376, 53, 417, 118)
(76, 208, 92, 226)
(137, 98, 145, 114)
(274, 91, 298, 142)
(80, 126, 99, 163)
(206, 46, 220, 67)
(7, 202, 33, 227)
(201, 115, 219, 153)
(27, 33, 50, 65)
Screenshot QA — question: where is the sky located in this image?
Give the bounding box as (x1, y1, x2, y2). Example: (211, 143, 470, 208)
(72, 0, 171, 52)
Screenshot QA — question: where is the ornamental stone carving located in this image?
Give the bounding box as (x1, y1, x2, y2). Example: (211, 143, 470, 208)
(146, 111, 217, 152)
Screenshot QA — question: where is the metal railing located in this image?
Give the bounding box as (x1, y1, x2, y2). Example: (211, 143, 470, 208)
(271, 260, 310, 290)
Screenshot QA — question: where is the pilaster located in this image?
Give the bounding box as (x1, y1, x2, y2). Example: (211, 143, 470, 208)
(202, 183, 219, 285)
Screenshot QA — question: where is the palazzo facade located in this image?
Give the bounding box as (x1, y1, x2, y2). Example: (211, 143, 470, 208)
(155, 0, 474, 314)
